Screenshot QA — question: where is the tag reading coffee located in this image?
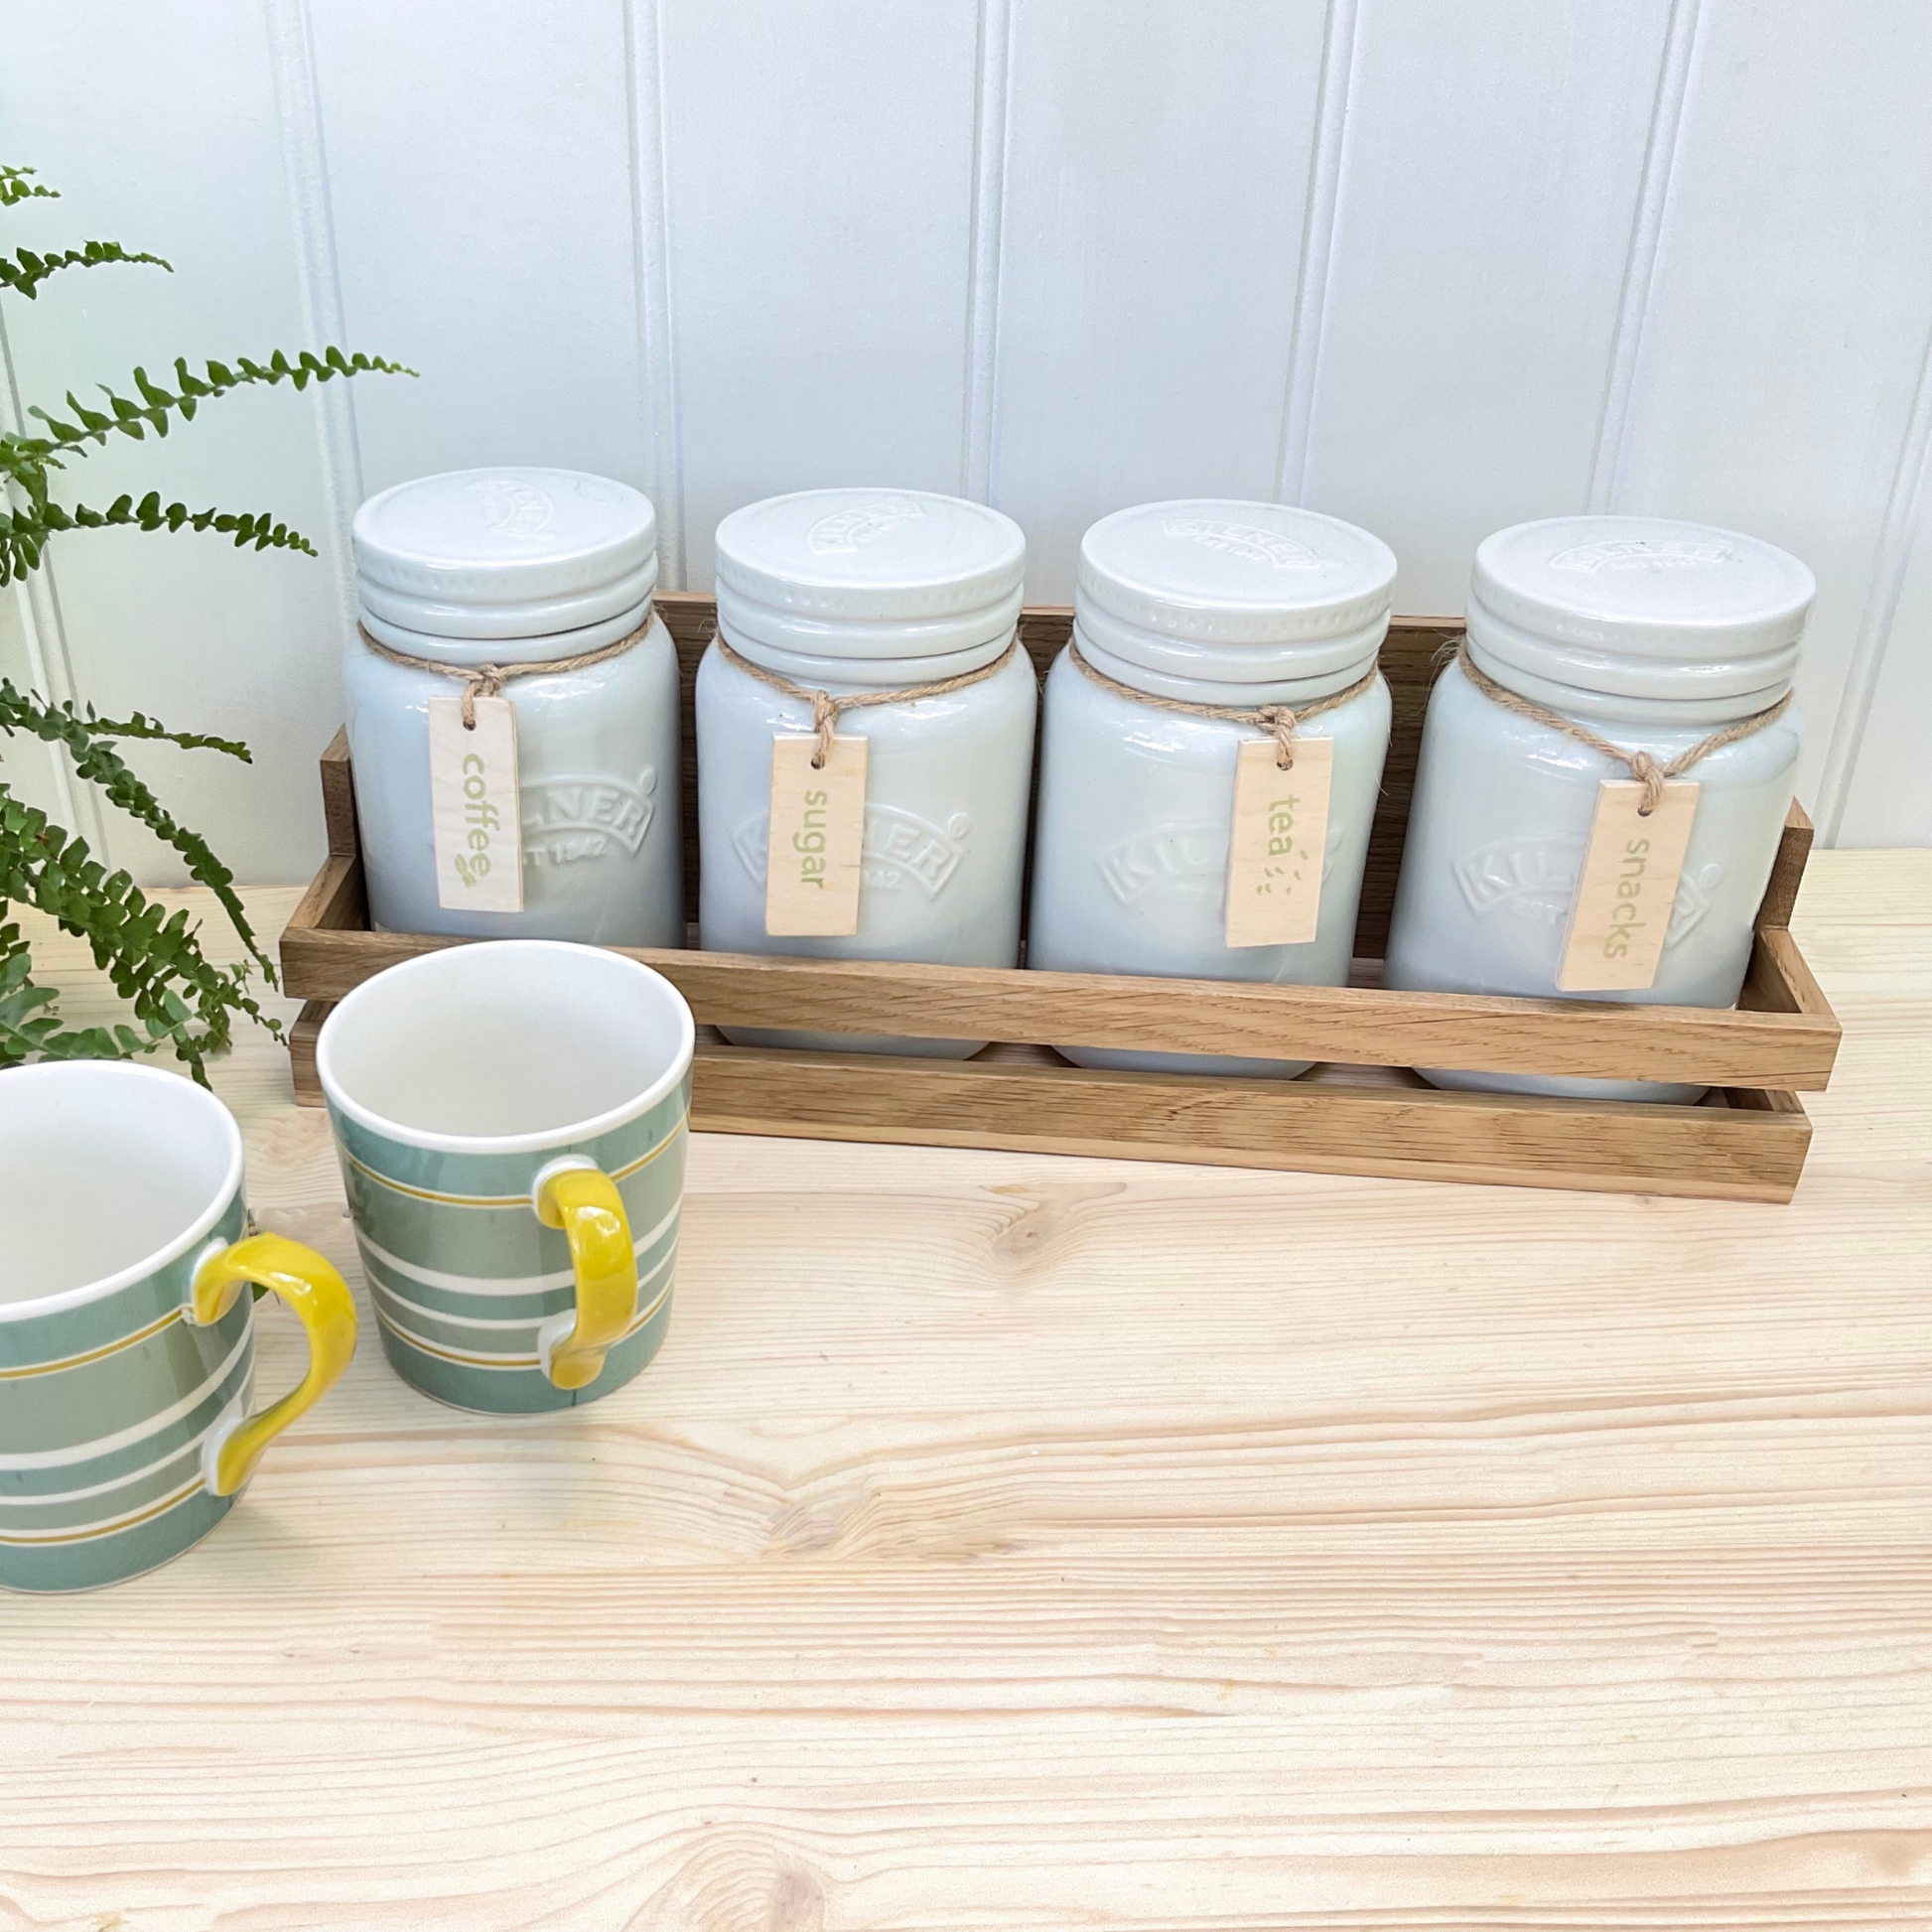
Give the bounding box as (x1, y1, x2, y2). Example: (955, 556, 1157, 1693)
(1224, 735, 1333, 948)
(1557, 778, 1699, 993)
(764, 733, 868, 936)
(428, 696, 523, 913)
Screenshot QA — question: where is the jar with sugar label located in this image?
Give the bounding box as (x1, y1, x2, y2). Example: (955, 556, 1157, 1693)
(345, 468, 683, 946)
(696, 487, 1035, 1055)
(1028, 500, 1396, 1076)
(1384, 515, 1812, 1103)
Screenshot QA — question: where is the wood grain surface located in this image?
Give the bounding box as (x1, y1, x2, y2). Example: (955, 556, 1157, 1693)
(3, 853, 1929, 1929)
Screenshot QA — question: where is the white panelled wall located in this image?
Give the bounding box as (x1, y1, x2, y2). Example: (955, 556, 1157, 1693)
(2, 0, 1929, 886)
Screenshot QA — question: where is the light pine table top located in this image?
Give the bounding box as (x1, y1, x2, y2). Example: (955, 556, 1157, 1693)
(4, 852, 1928, 1931)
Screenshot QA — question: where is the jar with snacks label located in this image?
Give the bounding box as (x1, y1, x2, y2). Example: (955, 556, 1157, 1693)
(1384, 515, 1811, 1103)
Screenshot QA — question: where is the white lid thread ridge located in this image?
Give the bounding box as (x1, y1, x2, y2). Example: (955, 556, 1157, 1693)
(714, 630, 1029, 770)
(1067, 636, 1381, 771)
(1454, 640, 1795, 816)
(358, 612, 654, 731)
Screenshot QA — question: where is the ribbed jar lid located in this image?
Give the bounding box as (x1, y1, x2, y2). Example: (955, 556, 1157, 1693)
(714, 488, 1025, 663)
(1466, 516, 1813, 717)
(352, 469, 658, 643)
(1074, 501, 1397, 696)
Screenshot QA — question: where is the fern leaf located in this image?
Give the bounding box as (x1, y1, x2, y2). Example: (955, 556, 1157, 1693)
(0, 167, 59, 207)
(0, 239, 170, 301)
(0, 682, 275, 990)
(23, 350, 415, 459)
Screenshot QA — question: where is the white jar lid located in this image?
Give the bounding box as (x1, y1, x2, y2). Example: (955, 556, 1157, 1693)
(352, 469, 658, 641)
(714, 488, 1026, 661)
(1074, 500, 1397, 693)
(1467, 516, 1813, 715)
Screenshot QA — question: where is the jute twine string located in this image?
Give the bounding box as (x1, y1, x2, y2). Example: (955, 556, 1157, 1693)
(713, 630, 1027, 768)
(1452, 639, 1793, 817)
(1066, 636, 1381, 770)
(357, 606, 655, 729)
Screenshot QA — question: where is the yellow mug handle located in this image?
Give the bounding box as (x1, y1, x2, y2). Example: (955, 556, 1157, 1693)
(190, 1233, 358, 1497)
(534, 1166, 637, 1391)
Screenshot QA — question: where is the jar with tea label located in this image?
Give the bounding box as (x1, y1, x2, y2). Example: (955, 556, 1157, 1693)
(1027, 500, 1396, 1076)
(1384, 515, 1812, 1103)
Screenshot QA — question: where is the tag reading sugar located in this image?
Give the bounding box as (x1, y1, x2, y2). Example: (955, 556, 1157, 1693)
(428, 696, 524, 913)
(1557, 778, 1699, 993)
(1224, 736, 1333, 948)
(764, 733, 868, 937)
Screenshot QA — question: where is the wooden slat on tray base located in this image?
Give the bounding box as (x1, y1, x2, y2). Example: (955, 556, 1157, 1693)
(281, 922, 1841, 1092)
(683, 1044, 1809, 1202)
(285, 1012, 1809, 1201)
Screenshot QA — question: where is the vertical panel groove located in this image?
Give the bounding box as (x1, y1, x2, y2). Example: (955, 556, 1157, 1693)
(1587, 0, 1702, 513)
(626, 0, 685, 588)
(1815, 316, 1932, 844)
(264, 0, 363, 641)
(1274, 0, 1360, 508)
(0, 302, 88, 838)
(962, 0, 1014, 503)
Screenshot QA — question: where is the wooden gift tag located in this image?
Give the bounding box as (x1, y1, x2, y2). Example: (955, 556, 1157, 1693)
(1557, 779, 1699, 992)
(1224, 736, 1333, 948)
(764, 733, 868, 936)
(428, 697, 523, 913)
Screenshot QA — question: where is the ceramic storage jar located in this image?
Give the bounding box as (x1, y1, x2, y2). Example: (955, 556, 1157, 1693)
(1028, 500, 1397, 1077)
(696, 487, 1035, 1056)
(1384, 515, 1812, 1104)
(345, 468, 683, 947)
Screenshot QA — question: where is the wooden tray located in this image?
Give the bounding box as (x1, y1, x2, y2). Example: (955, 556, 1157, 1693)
(280, 594, 1840, 1202)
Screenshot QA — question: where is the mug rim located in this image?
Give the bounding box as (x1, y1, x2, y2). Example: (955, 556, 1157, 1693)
(314, 939, 696, 1155)
(0, 1060, 244, 1321)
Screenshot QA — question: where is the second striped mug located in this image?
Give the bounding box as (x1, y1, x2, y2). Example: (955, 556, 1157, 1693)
(316, 940, 693, 1415)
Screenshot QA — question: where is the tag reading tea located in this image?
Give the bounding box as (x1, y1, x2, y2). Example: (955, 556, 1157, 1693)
(428, 695, 523, 913)
(1224, 735, 1333, 948)
(764, 733, 868, 937)
(1557, 778, 1699, 993)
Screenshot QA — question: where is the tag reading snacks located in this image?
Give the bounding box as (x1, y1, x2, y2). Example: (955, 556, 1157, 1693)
(428, 696, 524, 913)
(764, 733, 869, 936)
(1557, 779, 1700, 993)
(1224, 736, 1333, 948)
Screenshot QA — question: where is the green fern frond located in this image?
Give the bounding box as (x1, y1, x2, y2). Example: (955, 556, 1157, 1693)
(1, 239, 171, 300)
(0, 680, 273, 986)
(25, 348, 417, 458)
(0, 167, 59, 207)
(0, 491, 319, 583)
(0, 160, 414, 1076)
(0, 918, 203, 1065)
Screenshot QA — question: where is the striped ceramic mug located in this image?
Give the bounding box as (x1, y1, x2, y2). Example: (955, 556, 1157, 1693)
(1, 1061, 357, 1593)
(315, 940, 693, 1415)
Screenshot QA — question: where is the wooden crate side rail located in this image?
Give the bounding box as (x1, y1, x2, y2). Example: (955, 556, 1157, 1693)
(283, 1006, 1807, 1205)
(280, 879, 1838, 1090)
(685, 1046, 1809, 1203)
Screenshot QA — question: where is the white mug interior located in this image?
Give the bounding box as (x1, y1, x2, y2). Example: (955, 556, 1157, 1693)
(0, 1061, 242, 1308)
(316, 940, 695, 1146)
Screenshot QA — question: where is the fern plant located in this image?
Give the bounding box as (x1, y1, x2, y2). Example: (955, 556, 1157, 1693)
(0, 164, 411, 1078)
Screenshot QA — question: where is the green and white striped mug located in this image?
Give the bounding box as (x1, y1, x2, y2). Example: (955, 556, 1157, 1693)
(316, 940, 693, 1415)
(1, 1061, 357, 1593)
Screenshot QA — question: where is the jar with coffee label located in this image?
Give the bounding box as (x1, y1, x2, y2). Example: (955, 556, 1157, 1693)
(696, 487, 1035, 1055)
(345, 468, 683, 947)
(1384, 515, 1811, 1103)
(1027, 500, 1396, 1077)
